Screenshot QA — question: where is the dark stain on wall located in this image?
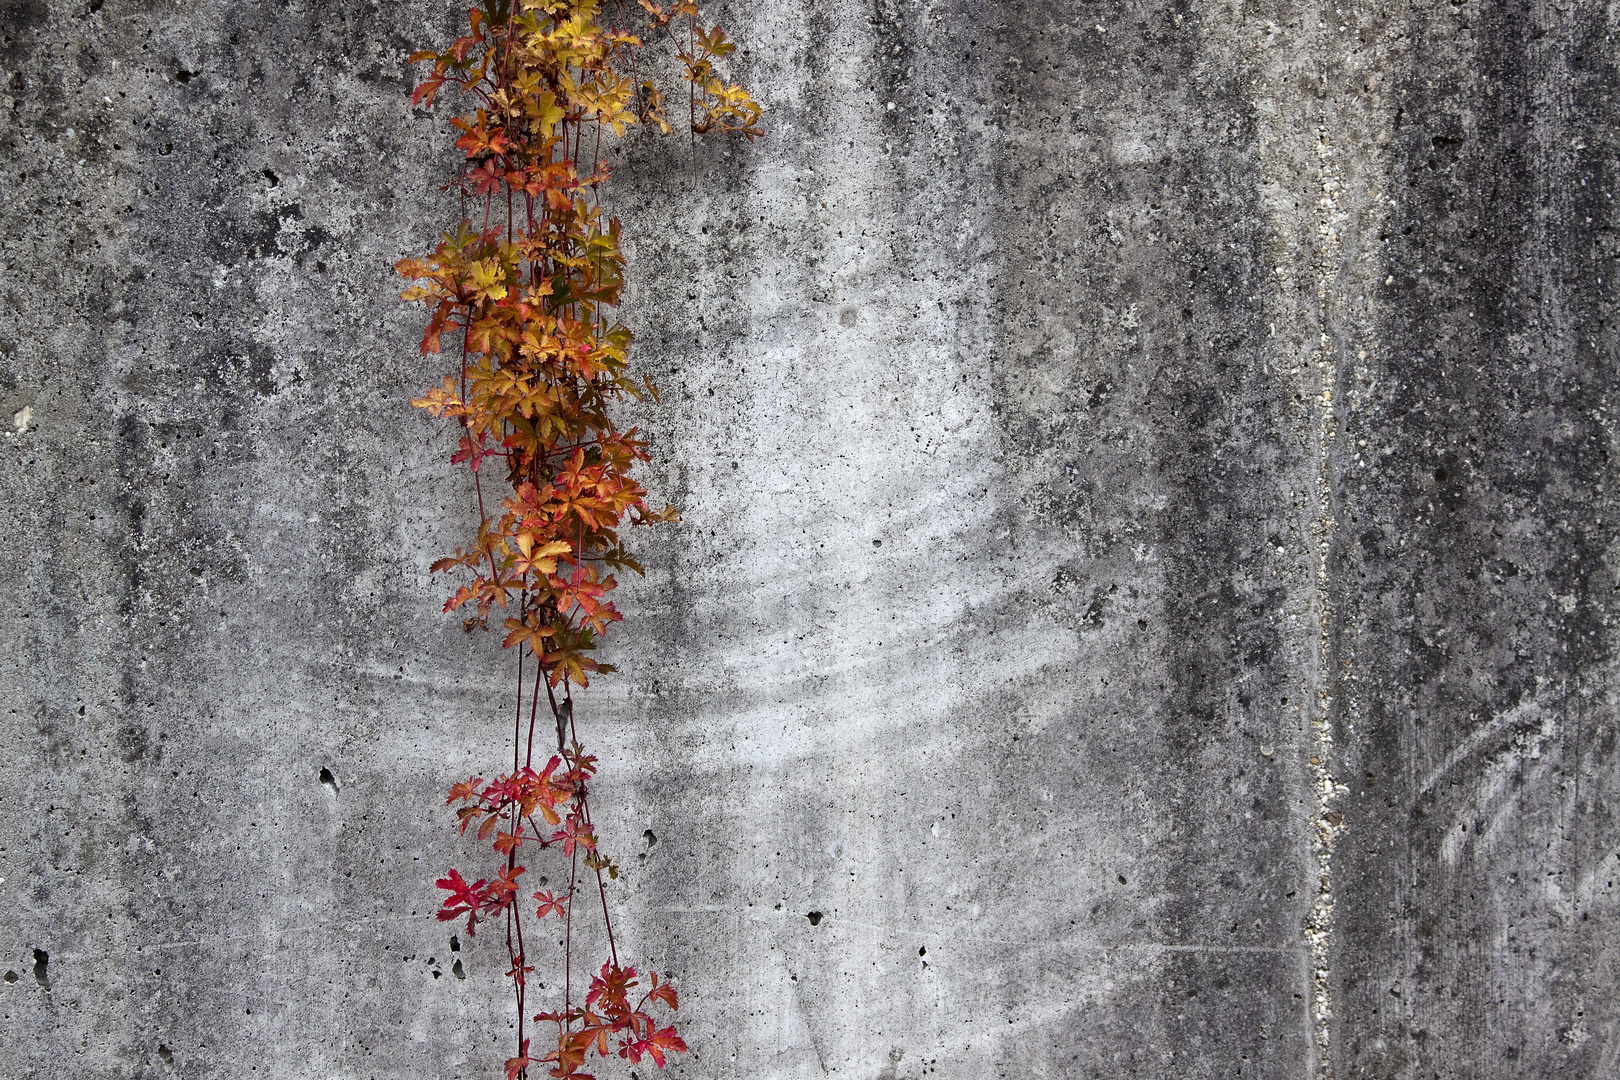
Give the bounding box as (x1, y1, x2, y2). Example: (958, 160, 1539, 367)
(1331, 2, 1620, 1077)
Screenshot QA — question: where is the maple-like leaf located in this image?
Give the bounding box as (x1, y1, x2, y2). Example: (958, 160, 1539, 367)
(504, 1039, 535, 1080)
(624, 1026, 687, 1068)
(446, 777, 483, 804)
(435, 869, 485, 935)
(586, 963, 638, 1015)
(506, 953, 534, 987)
(552, 817, 596, 857)
(645, 971, 678, 1011)
(534, 890, 568, 919)
(467, 159, 505, 196)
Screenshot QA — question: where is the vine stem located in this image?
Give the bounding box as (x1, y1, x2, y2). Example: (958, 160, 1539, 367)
(584, 802, 620, 968)
(689, 12, 697, 183)
(513, 598, 526, 775)
(564, 839, 578, 1027)
(525, 635, 544, 769)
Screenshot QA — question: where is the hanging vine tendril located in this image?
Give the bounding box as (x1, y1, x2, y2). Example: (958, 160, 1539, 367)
(397, 3, 759, 1076)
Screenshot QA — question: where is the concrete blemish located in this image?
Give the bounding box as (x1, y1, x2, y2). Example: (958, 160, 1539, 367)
(1432, 703, 1559, 870)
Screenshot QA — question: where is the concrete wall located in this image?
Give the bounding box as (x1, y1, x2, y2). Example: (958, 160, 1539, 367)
(2, 1, 1616, 1077)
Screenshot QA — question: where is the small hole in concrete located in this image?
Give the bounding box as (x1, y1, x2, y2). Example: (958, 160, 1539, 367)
(452, 959, 466, 979)
(32, 948, 49, 988)
(918, 946, 926, 956)
(450, 935, 461, 952)
(1117, 875, 1127, 885)
(643, 829, 657, 847)
(2, 971, 16, 984)
(157, 1045, 173, 1064)
(319, 767, 337, 793)
(806, 911, 823, 926)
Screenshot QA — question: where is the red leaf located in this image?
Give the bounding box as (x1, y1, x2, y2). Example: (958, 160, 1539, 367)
(503, 1039, 534, 1080)
(644, 1025, 687, 1068)
(446, 778, 483, 804)
(434, 869, 484, 936)
(646, 972, 678, 1011)
(586, 963, 637, 1016)
(551, 816, 596, 857)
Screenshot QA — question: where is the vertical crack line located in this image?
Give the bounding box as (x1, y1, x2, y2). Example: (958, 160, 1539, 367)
(1305, 123, 1351, 1080)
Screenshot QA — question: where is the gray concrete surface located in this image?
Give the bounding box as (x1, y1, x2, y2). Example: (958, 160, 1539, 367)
(2, 0, 1616, 1077)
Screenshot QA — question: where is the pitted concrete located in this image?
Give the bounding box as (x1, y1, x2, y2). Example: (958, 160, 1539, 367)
(2, 2, 1617, 1078)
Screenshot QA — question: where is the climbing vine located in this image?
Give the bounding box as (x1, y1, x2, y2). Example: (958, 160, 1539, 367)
(397, 3, 759, 1077)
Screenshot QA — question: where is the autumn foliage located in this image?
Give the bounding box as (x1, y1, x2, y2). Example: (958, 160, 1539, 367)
(397, 2, 759, 1076)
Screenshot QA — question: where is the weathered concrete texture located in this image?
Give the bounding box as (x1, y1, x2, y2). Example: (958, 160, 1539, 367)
(1, 1, 1616, 1078)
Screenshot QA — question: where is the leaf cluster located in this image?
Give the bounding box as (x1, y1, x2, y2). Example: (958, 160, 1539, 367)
(533, 964, 684, 1077)
(403, 0, 756, 689)
(401, 3, 757, 1078)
